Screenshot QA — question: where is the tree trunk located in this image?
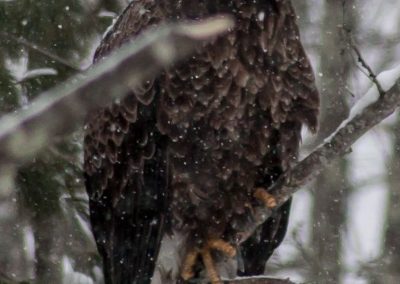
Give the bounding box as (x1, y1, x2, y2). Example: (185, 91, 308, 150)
(381, 115, 400, 283)
(31, 213, 63, 284)
(309, 1, 356, 283)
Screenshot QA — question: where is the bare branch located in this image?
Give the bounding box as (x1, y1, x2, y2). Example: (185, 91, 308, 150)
(350, 42, 383, 93)
(342, 29, 385, 96)
(235, 77, 400, 245)
(0, 16, 234, 167)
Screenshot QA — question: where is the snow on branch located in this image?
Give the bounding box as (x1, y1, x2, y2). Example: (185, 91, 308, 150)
(0, 16, 234, 167)
(235, 66, 400, 246)
(223, 277, 295, 284)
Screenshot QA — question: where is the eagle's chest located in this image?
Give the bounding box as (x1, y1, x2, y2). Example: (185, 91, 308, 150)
(157, 22, 274, 150)
(157, 25, 283, 234)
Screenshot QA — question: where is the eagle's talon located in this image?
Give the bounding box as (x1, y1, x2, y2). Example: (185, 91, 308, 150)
(254, 187, 277, 208)
(180, 239, 236, 284)
(181, 248, 200, 280)
(208, 239, 236, 257)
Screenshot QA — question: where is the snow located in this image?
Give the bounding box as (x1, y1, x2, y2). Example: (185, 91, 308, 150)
(62, 257, 94, 284)
(98, 10, 117, 19)
(6, 56, 58, 82)
(20, 68, 58, 81)
(342, 126, 392, 279)
(324, 64, 400, 145)
(152, 231, 186, 284)
(101, 14, 119, 40)
(349, 64, 400, 118)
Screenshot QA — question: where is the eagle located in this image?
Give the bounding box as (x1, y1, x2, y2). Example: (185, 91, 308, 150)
(84, 1, 319, 283)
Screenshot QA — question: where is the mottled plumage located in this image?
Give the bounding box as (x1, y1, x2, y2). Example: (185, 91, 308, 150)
(84, 0, 319, 283)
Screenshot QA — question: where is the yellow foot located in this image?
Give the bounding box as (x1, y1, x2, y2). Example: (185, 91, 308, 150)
(254, 187, 277, 208)
(181, 238, 236, 284)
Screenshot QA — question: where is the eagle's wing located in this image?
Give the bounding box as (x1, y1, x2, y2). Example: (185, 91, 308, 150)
(239, 199, 292, 275)
(239, 1, 319, 275)
(84, 2, 167, 283)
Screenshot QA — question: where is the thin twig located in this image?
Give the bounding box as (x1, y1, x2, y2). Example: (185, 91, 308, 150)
(343, 31, 385, 96)
(0, 31, 82, 72)
(351, 42, 385, 95)
(340, 2, 384, 95)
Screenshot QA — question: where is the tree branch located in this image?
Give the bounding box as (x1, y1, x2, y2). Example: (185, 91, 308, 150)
(235, 76, 400, 245)
(226, 69, 400, 283)
(223, 277, 295, 284)
(0, 16, 234, 167)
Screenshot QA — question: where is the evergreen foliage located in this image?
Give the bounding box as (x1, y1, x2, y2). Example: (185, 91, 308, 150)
(0, 0, 124, 282)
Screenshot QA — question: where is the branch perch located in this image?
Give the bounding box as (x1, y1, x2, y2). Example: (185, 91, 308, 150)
(235, 77, 400, 245)
(0, 17, 234, 167)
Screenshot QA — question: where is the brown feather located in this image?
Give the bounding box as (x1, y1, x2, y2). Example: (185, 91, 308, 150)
(84, 0, 320, 282)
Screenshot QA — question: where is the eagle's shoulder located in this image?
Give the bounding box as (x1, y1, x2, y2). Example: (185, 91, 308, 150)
(94, 0, 164, 62)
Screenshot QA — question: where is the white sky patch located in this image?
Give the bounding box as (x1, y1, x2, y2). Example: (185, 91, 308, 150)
(359, 0, 400, 38)
(258, 11, 265, 21)
(342, 128, 391, 282)
(276, 189, 313, 262)
(266, 189, 313, 283)
(349, 128, 392, 186)
(23, 226, 35, 263)
(346, 185, 387, 257)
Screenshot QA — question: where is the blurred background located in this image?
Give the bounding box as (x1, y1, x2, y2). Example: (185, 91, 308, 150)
(0, 0, 399, 283)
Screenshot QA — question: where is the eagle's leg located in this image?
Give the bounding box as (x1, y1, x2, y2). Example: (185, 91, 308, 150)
(181, 238, 236, 284)
(254, 187, 277, 208)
